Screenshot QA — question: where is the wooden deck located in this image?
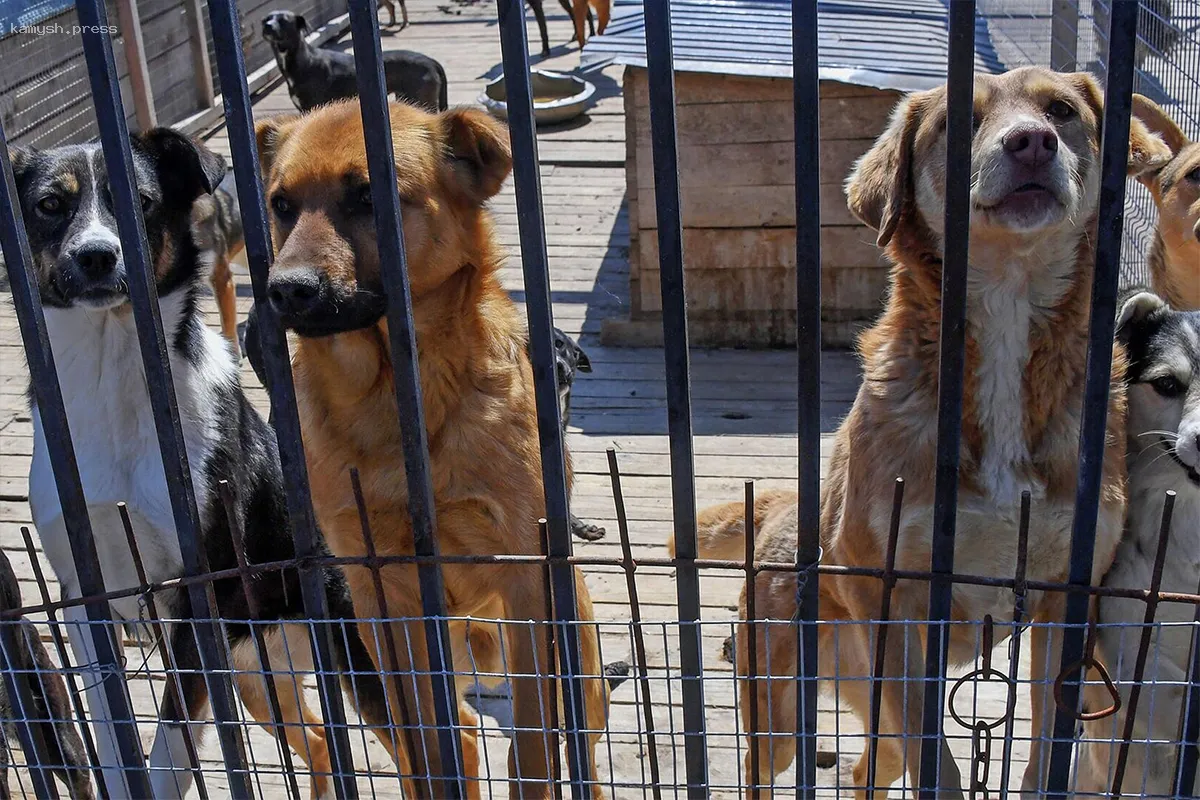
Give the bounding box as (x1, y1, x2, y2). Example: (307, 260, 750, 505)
(0, 4, 1037, 796)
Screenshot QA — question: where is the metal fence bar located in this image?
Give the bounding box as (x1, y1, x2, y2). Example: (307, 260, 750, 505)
(1045, 2, 1140, 795)
(201, 0, 364, 793)
(1050, 0, 1080, 71)
(641, 0, 708, 793)
(792, 0, 821, 793)
(1175, 569, 1200, 794)
(72, 5, 254, 794)
(0, 111, 152, 800)
(344, 2, 469, 794)
(607, 449, 663, 799)
(494, 0, 594, 794)
(917, 1, 975, 794)
(743, 481, 760, 799)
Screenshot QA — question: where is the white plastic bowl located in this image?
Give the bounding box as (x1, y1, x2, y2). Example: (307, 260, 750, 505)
(478, 69, 597, 126)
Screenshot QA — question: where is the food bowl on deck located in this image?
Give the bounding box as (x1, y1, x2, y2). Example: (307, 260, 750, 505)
(478, 69, 596, 126)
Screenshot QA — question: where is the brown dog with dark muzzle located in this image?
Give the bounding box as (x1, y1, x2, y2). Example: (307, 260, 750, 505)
(255, 100, 612, 798)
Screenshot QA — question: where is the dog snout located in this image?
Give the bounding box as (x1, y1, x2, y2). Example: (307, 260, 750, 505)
(1002, 124, 1059, 168)
(72, 243, 120, 279)
(268, 269, 323, 317)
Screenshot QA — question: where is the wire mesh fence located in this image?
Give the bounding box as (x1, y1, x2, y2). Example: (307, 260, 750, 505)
(0, 0, 1198, 797)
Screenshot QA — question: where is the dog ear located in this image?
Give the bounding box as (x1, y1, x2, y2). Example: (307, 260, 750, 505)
(440, 107, 513, 204)
(1116, 290, 1167, 342)
(7, 146, 37, 183)
(135, 127, 226, 202)
(1067, 73, 1173, 179)
(255, 114, 302, 176)
(296, 13, 309, 33)
(844, 91, 929, 248)
(1132, 94, 1188, 155)
(575, 343, 592, 373)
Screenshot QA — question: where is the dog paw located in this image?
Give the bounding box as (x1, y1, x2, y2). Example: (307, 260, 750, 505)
(603, 660, 633, 690)
(571, 519, 606, 541)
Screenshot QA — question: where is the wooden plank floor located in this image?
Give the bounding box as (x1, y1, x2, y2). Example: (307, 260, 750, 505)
(0, 4, 1044, 797)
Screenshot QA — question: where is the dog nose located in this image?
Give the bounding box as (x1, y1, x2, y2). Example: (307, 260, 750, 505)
(268, 270, 322, 317)
(74, 244, 119, 278)
(1003, 125, 1059, 167)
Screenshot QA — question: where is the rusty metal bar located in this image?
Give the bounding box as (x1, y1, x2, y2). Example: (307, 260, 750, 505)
(866, 477, 905, 799)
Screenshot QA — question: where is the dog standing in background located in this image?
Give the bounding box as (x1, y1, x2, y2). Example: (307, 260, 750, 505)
(262, 10, 448, 113)
(1131, 94, 1200, 310)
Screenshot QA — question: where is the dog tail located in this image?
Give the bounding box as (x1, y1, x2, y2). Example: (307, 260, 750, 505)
(666, 489, 796, 561)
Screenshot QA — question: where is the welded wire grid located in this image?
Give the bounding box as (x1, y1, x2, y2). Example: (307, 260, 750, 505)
(979, 0, 1200, 286)
(0, 0, 1198, 798)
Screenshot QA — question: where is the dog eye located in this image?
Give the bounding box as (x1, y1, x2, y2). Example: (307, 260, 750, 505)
(358, 186, 373, 209)
(36, 195, 63, 215)
(1150, 375, 1186, 397)
(140, 194, 154, 213)
(1047, 100, 1075, 120)
(1187, 167, 1200, 183)
(270, 194, 294, 217)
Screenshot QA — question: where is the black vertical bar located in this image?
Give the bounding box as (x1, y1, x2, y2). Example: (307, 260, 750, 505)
(72, 5, 253, 794)
(641, 0, 708, 794)
(344, 2, 469, 795)
(494, 0, 594, 795)
(1045, 3, 1139, 794)
(0, 109, 151, 800)
(743, 481, 760, 800)
(1175, 575, 1200, 794)
(1050, 0, 1080, 71)
(202, 0, 362, 793)
(792, 0, 821, 795)
(917, 2, 975, 795)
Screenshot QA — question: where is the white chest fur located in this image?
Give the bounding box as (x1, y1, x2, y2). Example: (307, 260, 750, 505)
(28, 295, 236, 612)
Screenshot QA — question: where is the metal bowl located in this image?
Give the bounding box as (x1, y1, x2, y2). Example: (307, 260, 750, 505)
(478, 69, 596, 126)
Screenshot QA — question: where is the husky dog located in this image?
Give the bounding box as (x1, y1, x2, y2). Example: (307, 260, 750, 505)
(1077, 291, 1200, 796)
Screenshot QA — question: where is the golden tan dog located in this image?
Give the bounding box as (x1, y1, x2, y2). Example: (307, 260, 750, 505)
(255, 100, 611, 798)
(1131, 94, 1200, 310)
(672, 67, 1170, 796)
(570, 0, 609, 48)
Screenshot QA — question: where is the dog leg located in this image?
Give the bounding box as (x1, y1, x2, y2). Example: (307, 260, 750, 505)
(399, 0, 408, 29)
(1021, 599, 1067, 798)
(527, 0, 550, 56)
(211, 256, 240, 358)
(148, 621, 211, 800)
(231, 625, 334, 800)
(336, 593, 484, 798)
(739, 618, 797, 797)
(571, 0, 588, 46)
(61, 599, 135, 800)
(592, 0, 607, 35)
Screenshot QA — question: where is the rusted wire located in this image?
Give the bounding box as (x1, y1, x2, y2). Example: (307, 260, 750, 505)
(1111, 490, 1176, 798)
(349, 467, 423, 798)
(538, 518, 563, 798)
(865, 477, 904, 799)
(216, 482, 303, 800)
(1053, 616, 1121, 723)
(997, 489, 1031, 798)
(116, 503, 208, 799)
(743, 480, 760, 800)
(606, 448, 662, 799)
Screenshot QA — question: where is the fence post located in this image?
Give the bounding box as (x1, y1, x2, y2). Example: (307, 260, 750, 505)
(917, 1, 975, 795)
(183, 0, 216, 108)
(1050, 0, 1079, 71)
(113, 0, 157, 130)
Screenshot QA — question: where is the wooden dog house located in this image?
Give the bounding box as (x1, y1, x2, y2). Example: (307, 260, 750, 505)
(584, 0, 1004, 348)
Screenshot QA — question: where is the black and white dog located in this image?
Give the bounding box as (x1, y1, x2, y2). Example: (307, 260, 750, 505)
(12, 130, 399, 800)
(262, 10, 448, 113)
(242, 306, 607, 540)
(1076, 291, 1200, 795)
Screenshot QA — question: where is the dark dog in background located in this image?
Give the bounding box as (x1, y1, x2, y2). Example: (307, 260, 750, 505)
(242, 306, 607, 540)
(191, 168, 245, 356)
(262, 10, 447, 113)
(0, 551, 93, 800)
